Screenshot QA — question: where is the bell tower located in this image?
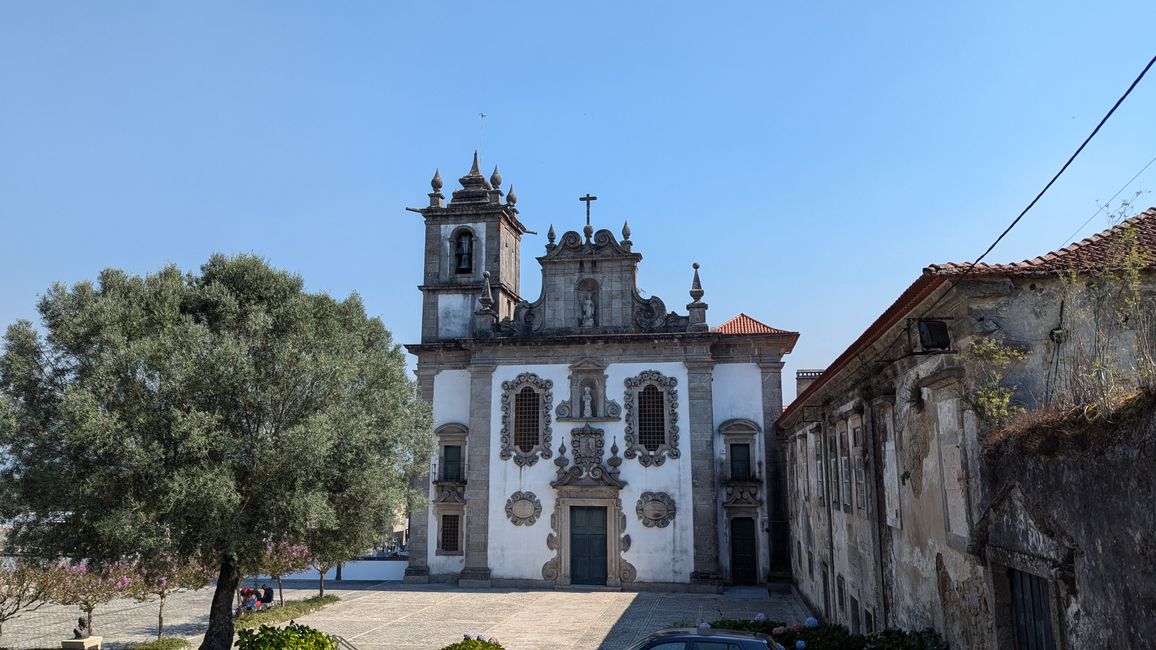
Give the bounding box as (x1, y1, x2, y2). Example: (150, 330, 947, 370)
(408, 152, 528, 342)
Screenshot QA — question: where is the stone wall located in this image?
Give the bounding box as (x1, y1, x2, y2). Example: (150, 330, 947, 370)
(979, 396, 1156, 649)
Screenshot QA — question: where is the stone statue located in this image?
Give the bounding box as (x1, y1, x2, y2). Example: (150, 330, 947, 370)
(580, 295, 595, 327)
(582, 386, 593, 418)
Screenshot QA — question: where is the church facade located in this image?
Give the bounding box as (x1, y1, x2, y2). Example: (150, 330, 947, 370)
(403, 154, 798, 591)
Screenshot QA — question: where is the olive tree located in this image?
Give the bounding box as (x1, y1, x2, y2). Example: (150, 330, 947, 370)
(0, 254, 433, 650)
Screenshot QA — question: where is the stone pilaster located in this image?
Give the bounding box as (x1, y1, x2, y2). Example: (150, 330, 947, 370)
(404, 365, 438, 584)
(759, 359, 791, 580)
(460, 361, 496, 587)
(686, 353, 723, 592)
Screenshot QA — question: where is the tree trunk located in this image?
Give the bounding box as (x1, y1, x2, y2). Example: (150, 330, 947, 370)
(318, 567, 325, 599)
(157, 592, 166, 640)
(199, 554, 241, 650)
(276, 577, 284, 607)
(84, 605, 94, 636)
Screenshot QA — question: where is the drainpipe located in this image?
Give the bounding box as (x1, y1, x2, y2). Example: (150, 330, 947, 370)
(862, 396, 890, 628)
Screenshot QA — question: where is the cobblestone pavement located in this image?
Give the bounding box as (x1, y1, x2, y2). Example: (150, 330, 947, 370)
(2, 581, 810, 650)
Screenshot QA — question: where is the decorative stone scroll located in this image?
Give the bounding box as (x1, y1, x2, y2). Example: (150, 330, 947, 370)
(623, 370, 680, 466)
(499, 372, 553, 467)
(635, 492, 677, 528)
(504, 491, 542, 526)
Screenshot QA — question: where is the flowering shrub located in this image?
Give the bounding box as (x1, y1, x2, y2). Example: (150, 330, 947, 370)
(710, 617, 947, 650)
(131, 556, 214, 640)
(0, 559, 57, 647)
(438, 639, 504, 650)
(49, 559, 139, 634)
(257, 542, 313, 606)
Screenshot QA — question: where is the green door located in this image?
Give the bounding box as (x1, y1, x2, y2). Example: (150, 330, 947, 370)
(570, 506, 608, 585)
(730, 517, 758, 585)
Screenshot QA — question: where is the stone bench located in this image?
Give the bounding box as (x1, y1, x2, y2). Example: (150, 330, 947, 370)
(61, 636, 102, 650)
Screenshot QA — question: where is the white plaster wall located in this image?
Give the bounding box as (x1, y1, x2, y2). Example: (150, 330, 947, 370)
(606, 361, 694, 584)
(486, 363, 570, 580)
(436, 293, 475, 340)
(711, 363, 768, 581)
(485, 361, 695, 584)
(427, 369, 471, 576)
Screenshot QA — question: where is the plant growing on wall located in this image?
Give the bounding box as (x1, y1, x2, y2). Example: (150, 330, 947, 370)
(958, 336, 1028, 427)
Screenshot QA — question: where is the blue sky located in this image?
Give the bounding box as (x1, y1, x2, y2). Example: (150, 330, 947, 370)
(2, 2, 1155, 402)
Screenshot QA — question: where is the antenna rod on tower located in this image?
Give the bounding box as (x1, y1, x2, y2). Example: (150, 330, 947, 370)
(479, 112, 487, 158)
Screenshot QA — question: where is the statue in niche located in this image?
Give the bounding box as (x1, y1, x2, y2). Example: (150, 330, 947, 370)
(582, 386, 593, 418)
(580, 294, 595, 327)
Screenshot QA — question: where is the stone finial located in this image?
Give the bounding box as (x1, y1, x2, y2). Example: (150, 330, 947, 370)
(547, 224, 555, 244)
(622, 221, 631, 241)
(506, 184, 518, 206)
(555, 442, 569, 471)
(468, 150, 482, 177)
(690, 262, 704, 302)
(474, 271, 497, 337)
(431, 168, 443, 191)
(583, 222, 594, 241)
(428, 168, 445, 208)
(608, 437, 622, 480)
(490, 165, 502, 189)
(687, 263, 708, 332)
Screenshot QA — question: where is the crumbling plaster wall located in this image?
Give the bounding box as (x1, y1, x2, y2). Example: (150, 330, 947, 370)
(885, 349, 994, 650)
(981, 402, 1156, 649)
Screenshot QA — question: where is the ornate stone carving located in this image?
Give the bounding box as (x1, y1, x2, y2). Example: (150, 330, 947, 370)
(571, 425, 604, 470)
(505, 491, 542, 526)
(434, 484, 466, 505)
(557, 358, 621, 422)
(623, 370, 680, 466)
(723, 483, 762, 507)
(636, 492, 677, 528)
(499, 372, 553, 467)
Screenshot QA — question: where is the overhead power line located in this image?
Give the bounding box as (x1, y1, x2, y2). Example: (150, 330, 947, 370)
(859, 52, 1156, 374)
(1059, 153, 1156, 248)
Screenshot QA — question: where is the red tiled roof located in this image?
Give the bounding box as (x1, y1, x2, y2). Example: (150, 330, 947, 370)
(714, 313, 793, 335)
(927, 207, 1156, 277)
(780, 207, 1156, 429)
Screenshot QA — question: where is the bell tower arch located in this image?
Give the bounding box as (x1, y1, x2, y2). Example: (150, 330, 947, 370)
(407, 152, 529, 342)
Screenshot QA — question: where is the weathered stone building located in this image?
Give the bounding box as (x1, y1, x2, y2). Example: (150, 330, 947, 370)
(402, 154, 798, 590)
(779, 208, 1156, 648)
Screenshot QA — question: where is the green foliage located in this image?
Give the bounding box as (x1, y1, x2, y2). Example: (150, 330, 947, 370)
(235, 623, 336, 650)
(709, 619, 947, 650)
(957, 336, 1028, 426)
(235, 595, 340, 630)
(127, 637, 191, 650)
(0, 254, 434, 648)
(438, 640, 505, 650)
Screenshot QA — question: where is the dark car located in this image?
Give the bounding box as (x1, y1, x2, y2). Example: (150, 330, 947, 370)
(624, 627, 774, 650)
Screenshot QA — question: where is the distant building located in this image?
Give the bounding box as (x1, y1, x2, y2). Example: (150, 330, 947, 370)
(402, 154, 798, 590)
(779, 208, 1156, 648)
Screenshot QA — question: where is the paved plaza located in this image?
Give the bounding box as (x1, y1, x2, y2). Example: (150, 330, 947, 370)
(2, 581, 811, 650)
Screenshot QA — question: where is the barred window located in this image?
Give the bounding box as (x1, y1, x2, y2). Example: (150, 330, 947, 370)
(439, 514, 460, 553)
(637, 385, 666, 451)
(514, 387, 541, 452)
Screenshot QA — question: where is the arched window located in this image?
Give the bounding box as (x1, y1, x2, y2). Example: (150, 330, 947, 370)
(454, 231, 474, 274)
(514, 387, 541, 452)
(623, 370, 680, 466)
(499, 372, 554, 467)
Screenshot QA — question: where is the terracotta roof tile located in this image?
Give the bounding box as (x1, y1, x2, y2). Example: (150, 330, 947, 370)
(927, 207, 1156, 277)
(714, 313, 793, 336)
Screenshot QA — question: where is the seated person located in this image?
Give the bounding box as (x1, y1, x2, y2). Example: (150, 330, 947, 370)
(260, 584, 274, 605)
(72, 617, 90, 639)
(243, 591, 258, 611)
